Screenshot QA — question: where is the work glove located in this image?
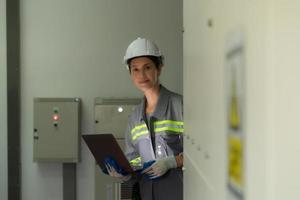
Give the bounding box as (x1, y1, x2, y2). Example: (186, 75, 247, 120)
(142, 156, 177, 179)
(102, 157, 131, 182)
(105, 163, 131, 182)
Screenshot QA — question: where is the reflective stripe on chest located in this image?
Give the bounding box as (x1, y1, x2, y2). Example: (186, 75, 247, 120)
(154, 120, 184, 133)
(131, 120, 184, 141)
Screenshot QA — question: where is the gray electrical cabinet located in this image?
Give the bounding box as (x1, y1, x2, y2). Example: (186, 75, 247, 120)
(94, 98, 140, 200)
(94, 98, 140, 138)
(33, 98, 81, 163)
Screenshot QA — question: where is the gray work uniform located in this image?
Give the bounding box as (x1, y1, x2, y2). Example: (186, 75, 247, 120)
(125, 85, 183, 200)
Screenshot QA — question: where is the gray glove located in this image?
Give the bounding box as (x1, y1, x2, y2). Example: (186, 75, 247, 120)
(142, 156, 177, 179)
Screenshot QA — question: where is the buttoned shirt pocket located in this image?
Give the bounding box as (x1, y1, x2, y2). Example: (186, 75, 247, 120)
(161, 132, 183, 155)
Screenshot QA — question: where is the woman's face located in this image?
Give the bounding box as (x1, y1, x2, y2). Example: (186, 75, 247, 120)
(129, 57, 161, 93)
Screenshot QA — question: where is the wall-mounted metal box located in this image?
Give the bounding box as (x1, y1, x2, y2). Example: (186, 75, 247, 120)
(33, 98, 81, 163)
(94, 98, 140, 200)
(94, 98, 140, 138)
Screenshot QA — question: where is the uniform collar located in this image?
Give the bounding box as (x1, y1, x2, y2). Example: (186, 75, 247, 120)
(138, 85, 170, 122)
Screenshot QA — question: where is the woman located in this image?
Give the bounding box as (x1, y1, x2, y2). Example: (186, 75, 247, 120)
(107, 37, 183, 200)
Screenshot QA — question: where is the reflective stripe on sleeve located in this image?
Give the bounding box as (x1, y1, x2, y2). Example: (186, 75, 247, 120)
(131, 123, 149, 141)
(132, 130, 149, 141)
(130, 157, 142, 167)
(131, 124, 147, 135)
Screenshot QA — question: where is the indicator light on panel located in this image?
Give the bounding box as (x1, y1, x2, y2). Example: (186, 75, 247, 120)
(53, 121, 58, 127)
(53, 107, 59, 114)
(53, 114, 59, 121)
(118, 106, 123, 113)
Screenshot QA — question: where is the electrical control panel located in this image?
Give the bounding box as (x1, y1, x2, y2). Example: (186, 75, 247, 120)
(94, 98, 140, 138)
(33, 98, 81, 163)
(93, 98, 140, 200)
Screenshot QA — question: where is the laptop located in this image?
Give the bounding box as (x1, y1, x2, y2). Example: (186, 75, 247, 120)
(82, 134, 133, 173)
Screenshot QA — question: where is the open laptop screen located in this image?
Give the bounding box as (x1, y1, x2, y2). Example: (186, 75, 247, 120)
(82, 134, 133, 173)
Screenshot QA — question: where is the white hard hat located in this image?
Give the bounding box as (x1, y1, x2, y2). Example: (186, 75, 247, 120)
(123, 37, 164, 69)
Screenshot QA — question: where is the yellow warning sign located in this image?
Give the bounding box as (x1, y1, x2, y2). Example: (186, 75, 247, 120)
(228, 134, 243, 187)
(226, 30, 245, 200)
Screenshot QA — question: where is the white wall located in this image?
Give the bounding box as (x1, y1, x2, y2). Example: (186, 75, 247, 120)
(266, 1, 300, 199)
(183, 0, 300, 200)
(0, 0, 7, 199)
(20, 0, 182, 200)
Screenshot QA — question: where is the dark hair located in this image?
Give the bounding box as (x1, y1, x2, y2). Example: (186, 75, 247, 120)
(127, 56, 163, 70)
